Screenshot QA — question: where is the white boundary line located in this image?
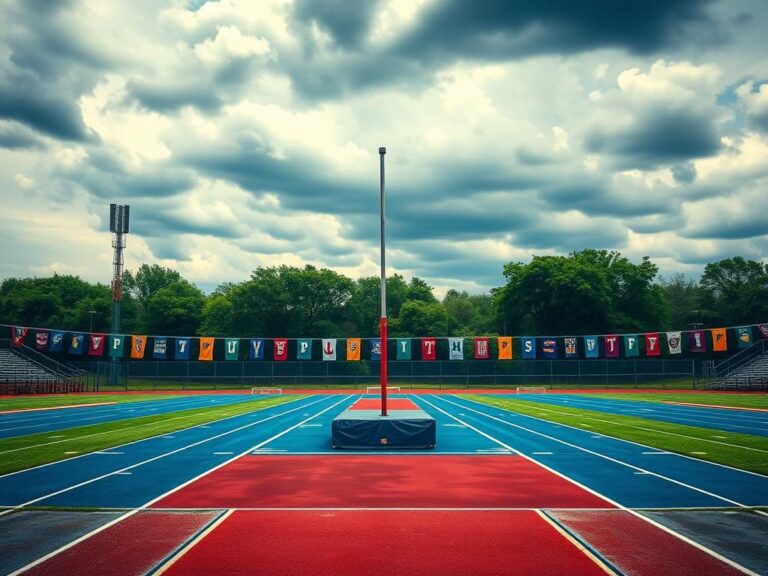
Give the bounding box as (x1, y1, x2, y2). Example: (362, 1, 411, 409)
(7, 394, 352, 575)
(0, 395, 334, 515)
(420, 395, 758, 576)
(0, 394, 308, 479)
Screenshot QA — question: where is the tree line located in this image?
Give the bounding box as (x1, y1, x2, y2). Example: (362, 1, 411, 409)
(1, 250, 766, 338)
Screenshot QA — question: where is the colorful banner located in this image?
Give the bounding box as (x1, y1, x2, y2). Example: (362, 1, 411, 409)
(396, 338, 411, 360)
(347, 338, 361, 361)
(130, 336, 147, 359)
(644, 333, 661, 357)
(11, 326, 28, 347)
(199, 337, 215, 361)
(175, 337, 190, 360)
(474, 337, 489, 359)
(273, 339, 288, 361)
(249, 339, 265, 360)
(604, 335, 619, 358)
(296, 338, 312, 360)
(583, 336, 599, 358)
(421, 338, 436, 360)
(448, 337, 464, 360)
(370, 338, 381, 360)
(540, 338, 558, 359)
(69, 334, 85, 355)
(564, 337, 577, 359)
(89, 333, 106, 357)
(758, 324, 768, 339)
(667, 331, 682, 355)
(624, 335, 639, 358)
(737, 327, 752, 349)
(522, 337, 536, 359)
(689, 330, 706, 353)
(711, 328, 727, 352)
(498, 337, 512, 360)
(109, 335, 125, 358)
(35, 331, 49, 351)
(153, 337, 167, 359)
(322, 339, 336, 361)
(225, 338, 239, 360)
(49, 331, 66, 352)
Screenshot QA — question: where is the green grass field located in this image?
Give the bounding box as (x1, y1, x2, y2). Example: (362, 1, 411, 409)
(0, 394, 302, 475)
(590, 392, 768, 410)
(461, 394, 768, 475)
(0, 394, 193, 412)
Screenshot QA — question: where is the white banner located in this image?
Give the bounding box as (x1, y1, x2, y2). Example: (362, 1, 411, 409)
(666, 331, 682, 355)
(448, 337, 464, 360)
(322, 338, 337, 361)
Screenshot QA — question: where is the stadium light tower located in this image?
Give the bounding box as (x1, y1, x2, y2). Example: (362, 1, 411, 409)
(379, 147, 388, 416)
(109, 204, 130, 386)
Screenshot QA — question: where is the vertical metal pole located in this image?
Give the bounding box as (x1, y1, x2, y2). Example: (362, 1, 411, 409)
(379, 147, 388, 416)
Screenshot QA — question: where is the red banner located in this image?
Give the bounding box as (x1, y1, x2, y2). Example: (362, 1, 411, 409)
(273, 338, 288, 361)
(89, 333, 106, 356)
(421, 338, 436, 360)
(11, 326, 28, 347)
(644, 333, 661, 357)
(604, 334, 619, 358)
(474, 337, 489, 359)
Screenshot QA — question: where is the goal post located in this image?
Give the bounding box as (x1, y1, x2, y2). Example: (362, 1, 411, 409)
(251, 387, 282, 395)
(366, 385, 400, 394)
(515, 386, 547, 394)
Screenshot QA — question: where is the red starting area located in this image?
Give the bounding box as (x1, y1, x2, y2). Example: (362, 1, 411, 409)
(349, 397, 420, 411)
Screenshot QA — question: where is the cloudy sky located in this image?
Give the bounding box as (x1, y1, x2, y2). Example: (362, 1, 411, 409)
(1, 0, 767, 296)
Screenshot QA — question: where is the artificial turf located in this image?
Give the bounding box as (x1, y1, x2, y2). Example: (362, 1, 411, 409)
(0, 394, 188, 412)
(590, 392, 768, 410)
(461, 394, 768, 475)
(0, 395, 302, 475)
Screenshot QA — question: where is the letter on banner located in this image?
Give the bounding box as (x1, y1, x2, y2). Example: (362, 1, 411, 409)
(274, 339, 288, 361)
(711, 328, 727, 352)
(604, 335, 619, 358)
(130, 336, 147, 359)
(225, 338, 239, 360)
(297, 339, 312, 360)
(396, 338, 411, 360)
(624, 335, 639, 357)
(346, 338, 361, 361)
(110, 335, 124, 358)
(448, 338, 464, 360)
(250, 339, 265, 360)
(422, 338, 436, 360)
(498, 337, 512, 360)
(522, 337, 536, 359)
(322, 339, 336, 361)
(199, 337, 215, 361)
(89, 334, 106, 357)
(175, 338, 190, 360)
(583, 336, 599, 358)
(474, 337, 489, 359)
(689, 330, 706, 353)
(666, 332, 682, 355)
(644, 333, 661, 357)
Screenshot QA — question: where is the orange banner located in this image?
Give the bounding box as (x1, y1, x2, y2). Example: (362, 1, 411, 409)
(130, 336, 147, 359)
(498, 337, 513, 360)
(711, 328, 728, 352)
(346, 338, 361, 361)
(199, 337, 215, 361)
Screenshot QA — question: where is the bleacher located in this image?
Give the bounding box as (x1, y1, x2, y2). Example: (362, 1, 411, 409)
(710, 348, 768, 391)
(0, 348, 75, 394)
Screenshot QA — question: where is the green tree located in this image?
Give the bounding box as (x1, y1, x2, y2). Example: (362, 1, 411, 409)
(699, 257, 768, 325)
(392, 300, 453, 336)
(442, 290, 494, 335)
(659, 273, 703, 329)
(144, 280, 205, 335)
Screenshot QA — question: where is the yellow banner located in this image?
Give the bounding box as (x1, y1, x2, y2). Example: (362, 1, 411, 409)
(130, 336, 147, 359)
(711, 328, 728, 352)
(199, 337, 215, 361)
(498, 336, 513, 360)
(346, 338, 361, 361)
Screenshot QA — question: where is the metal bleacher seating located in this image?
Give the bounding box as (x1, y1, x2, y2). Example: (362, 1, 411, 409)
(0, 348, 72, 394)
(710, 345, 768, 391)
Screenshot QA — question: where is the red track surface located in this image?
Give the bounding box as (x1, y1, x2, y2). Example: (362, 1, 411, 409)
(551, 510, 744, 576)
(23, 511, 218, 576)
(153, 455, 612, 509)
(350, 398, 419, 410)
(162, 510, 609, 576)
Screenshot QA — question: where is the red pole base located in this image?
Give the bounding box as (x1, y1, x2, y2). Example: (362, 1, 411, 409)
(380, 317, 388, 416)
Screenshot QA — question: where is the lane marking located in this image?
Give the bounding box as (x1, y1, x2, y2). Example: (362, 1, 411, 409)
(533, 452, 553, 455)
(642, 451, 672, 455)
(537, 510, 620, 575)
(151, 510, 234, 575)
(213, 452, 234, 455)
(95, 451, 124, 455)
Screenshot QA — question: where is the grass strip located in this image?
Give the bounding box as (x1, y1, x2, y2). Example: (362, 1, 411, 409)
(461, 394, 768, 475)
(590, 392, 768, 410)
(0, 395, 301, 475)
(0, 394, 193, 412)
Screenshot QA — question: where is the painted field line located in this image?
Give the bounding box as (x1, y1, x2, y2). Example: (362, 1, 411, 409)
(663, 401, 768, 413)
(537, 510, 619, 575)
(0, 396, 334, 516)
(0, 402, 118, 415)
(6, 396, 351, 575)
(442, 395, 755, 508)
(424, 395, 758, 576)
(496, 401, 768, 454)
(0, 395, 309, 479)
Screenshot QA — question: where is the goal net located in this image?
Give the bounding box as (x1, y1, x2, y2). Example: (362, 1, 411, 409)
(515, 386, 547, 394)
(365, 385, 401, 394)
(251, 387, 282, 395)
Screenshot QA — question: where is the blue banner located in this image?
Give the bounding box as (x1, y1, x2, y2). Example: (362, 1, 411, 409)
(49, 331, 66, 352)
(297, 338, 312, 360)
(540, 338, 558, 359)
(249, 338, 265, 360)
(370, 338, 381, 360)
(522, 337, 536, 359)
(584, 336, 599, 358)
(153, 337, 167, 359)
(624, 335, 639, 357)
(69, 334, 85, 355)
(564, 337, 577, 359)
(737, 327, 752, 349)
(175, 337, 190, 360)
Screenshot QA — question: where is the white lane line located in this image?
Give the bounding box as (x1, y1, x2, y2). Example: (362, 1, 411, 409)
(537, 510, 618, 575)
(213, 452, 234, 455)
(6, 395, 351, 576)
(95, 451, 124, 455)
(152, 510, 235, 575)
(533, 452, 553, 455)
(444, 423, 466, 428)
(642, 451, 673, 455)
(427, 395, 759, 576)
(0, 395, 334, 515)
(299, 424, 322, 428)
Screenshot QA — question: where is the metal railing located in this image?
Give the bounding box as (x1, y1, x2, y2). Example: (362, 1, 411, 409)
(713, 340, 767, 377)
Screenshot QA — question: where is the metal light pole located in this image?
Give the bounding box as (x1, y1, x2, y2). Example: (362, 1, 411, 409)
(379, 147, 388, 416)
(88, 310, 96, 332)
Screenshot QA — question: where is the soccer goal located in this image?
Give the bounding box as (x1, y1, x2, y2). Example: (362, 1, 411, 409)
(365, 385, 401, 394)
(515, 386, 547, 394)
(251, 387, 282, 395)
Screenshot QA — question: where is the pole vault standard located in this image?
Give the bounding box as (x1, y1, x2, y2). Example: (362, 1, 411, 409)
(379, 147, 388, 416)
